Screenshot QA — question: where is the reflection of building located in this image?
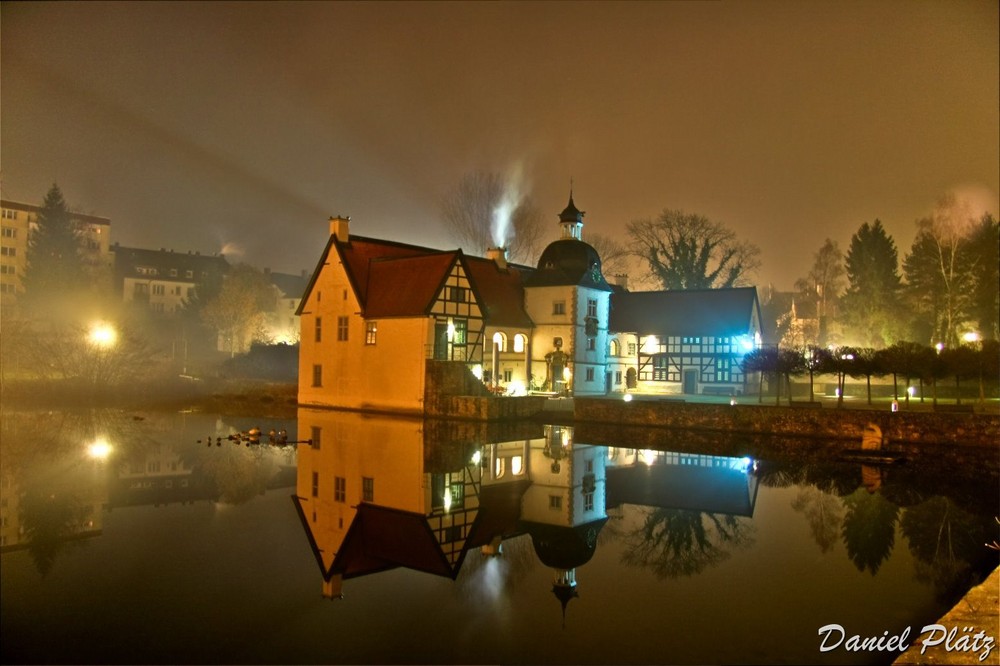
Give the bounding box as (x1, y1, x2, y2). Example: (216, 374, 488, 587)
(0, 456, 107, 552)
(297, 195, 763, 415)
(292, 412, 762, 624)
(604, 449, 760, 517)
(0, 199, 112, 308)
(519, 426, 608, 620)
(293, 409, 491, 598)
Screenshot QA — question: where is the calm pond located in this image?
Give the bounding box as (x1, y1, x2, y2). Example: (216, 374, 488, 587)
(1, 407, 997, 665)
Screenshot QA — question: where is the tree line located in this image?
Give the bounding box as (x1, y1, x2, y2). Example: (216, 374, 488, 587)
(742, 340, 1000, 407)
(441, 172, 998, 350)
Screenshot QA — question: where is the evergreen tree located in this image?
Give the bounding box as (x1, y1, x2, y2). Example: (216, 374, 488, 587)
(21, 184, 87, 313)
(966, 213, 999, 341)
(840, 220, 903, 347)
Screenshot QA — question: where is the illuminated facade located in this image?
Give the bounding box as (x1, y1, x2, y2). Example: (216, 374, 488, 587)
(0, 199, 112, 309)
(297, 196, 762, 413)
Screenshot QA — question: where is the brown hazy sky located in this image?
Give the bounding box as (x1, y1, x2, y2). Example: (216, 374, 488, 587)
(2, 1, 997, 289)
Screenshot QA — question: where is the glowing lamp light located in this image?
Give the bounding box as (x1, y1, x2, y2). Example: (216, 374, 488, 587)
(89, 323, 117, 348)
(472, 365, 483, 380)
(963, 331, 981, 343)
(443, 488, 453, 512)
(737, 335, 754, 353)
(907, 386, 916, 397)
(641, 335, 659, 354)
(471, 450, 482, 466)
(87, 438, 112, 460)
(640, 449, 658, 466)
(447, 322, 456, 341)
(562, 367, 572, 381)
(511, 455, 523, 475)
(507, 380, 526, 396)
(623, 393, 633, 402)
(935, 342, 944, 353)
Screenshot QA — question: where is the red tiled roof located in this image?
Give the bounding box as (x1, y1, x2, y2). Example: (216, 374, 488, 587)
(335, 236, 436, 306)
(464, 256, 534, 328)
(364, 252, 458, 317)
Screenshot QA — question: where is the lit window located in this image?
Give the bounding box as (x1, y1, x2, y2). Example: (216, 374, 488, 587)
(513, 334, 526, 353)
(492, 331, 506, 352)
(366, 321, 377, 345)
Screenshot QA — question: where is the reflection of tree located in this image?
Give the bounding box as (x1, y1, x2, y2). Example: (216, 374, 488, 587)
(20, 486, 85, 577)
(901, 497, 993, 603)
(196, 444, 277, 504)
(841, 488, 899, 575)
(791, 487, 845, 553)
(620, 508, 755, 579)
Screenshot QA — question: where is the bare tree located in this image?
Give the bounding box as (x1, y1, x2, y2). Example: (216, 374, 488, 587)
(440, 170, 544, 265)
(586, 233, 631, 278)
(793, 239, 845, 346)
(201, 264, 276, 357)
(626, 209, 760, 290)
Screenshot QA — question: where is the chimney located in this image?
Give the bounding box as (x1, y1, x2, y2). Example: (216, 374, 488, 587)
(609, 273, 629, 291)
(486, 247, 507, 270)
(329, 215, 350, 240)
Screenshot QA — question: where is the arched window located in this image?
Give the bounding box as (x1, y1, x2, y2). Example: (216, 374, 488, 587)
(609, 339, 620, 356)
(491, 331, 507, 352)
(513, 333, 527, 353)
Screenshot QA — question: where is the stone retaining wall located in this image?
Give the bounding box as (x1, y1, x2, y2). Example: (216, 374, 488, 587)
(574, 397, 999, 448)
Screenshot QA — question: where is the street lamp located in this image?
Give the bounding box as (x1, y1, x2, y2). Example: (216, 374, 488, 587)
(89, 322, 117, 348)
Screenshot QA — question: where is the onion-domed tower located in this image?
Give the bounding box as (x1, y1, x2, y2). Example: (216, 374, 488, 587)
(524, 191, 612, 395)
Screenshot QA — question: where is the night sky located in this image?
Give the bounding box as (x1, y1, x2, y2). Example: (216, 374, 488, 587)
(2, 1, 997, 289)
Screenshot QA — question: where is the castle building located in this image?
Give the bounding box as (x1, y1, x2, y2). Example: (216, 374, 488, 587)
(297, 194, 762, 414)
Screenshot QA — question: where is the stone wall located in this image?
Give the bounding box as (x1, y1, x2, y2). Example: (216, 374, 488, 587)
(574, 397, 1000, 449)
(425, 360, 546, 421)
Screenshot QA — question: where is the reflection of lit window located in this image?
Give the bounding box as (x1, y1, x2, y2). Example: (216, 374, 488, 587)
(511, 456, 523, 475)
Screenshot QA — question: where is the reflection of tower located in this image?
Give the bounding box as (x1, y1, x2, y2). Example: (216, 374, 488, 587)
(520, 425, 607, 627)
